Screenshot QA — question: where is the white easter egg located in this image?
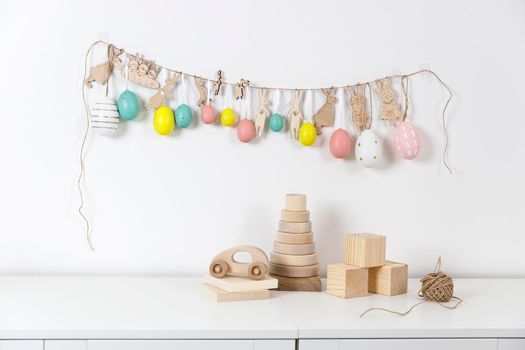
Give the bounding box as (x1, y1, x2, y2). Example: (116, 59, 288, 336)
(355, 129, 382, 168)
(90, 96, 119, 136)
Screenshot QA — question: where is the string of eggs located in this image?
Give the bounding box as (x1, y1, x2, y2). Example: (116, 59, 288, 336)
(90, 82, 420, 166)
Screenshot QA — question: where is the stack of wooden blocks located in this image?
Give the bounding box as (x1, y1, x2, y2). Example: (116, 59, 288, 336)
(203, 274, 278, 302)
(327, 233, 408, 298)
(269, 194, 321, 291)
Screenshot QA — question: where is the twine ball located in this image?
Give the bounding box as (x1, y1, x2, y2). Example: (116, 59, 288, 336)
(418, 271, 454, 302)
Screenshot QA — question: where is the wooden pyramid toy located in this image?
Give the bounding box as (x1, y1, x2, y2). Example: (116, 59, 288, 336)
(203, 246, 278, 302)
(269, 194, 321, 291)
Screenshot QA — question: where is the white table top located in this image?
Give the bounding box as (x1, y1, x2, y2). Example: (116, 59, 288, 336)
(0, 277, 524, 339)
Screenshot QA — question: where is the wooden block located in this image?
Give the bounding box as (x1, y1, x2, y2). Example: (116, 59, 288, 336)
(278, 221, 311, 233)
(202, 283, 270, 302)
(273, 242, 315, 255)
(327, 263, 368, 299)
(281, 210, 310, 223)
(269, 262, 319, 277)
(344, 233, 386, 268)
(203, 274, 277, 292)
(270, 252, 318, 266)
(275, 231, 313, 244)
(285, 194, 307, 211)
(270, 274, 321, 292)
(368, 260, 408, 296)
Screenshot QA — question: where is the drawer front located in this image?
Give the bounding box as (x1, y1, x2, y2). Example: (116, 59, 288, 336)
(89, 340, 256, 350)
(0, 341, 43, 350)
(498, 339, 525, 350)
(45, 340, 87, 350)
(299, 339, 498, 350)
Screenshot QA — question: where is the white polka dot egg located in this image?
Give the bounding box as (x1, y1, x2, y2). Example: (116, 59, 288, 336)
(355, 129, 382, 168)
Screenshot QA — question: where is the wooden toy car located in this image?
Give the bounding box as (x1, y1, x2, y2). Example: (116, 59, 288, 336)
(209, 246, 269, 280)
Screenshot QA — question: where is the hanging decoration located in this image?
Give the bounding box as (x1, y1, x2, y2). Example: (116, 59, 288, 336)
(313, 87, 336, 133)
(79, 40, 455, 250)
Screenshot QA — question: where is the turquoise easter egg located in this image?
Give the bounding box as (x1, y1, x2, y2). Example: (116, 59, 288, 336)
(269, 113, 284, 132)
(117, 90, 140, 121)
(175, 104, 193, 128)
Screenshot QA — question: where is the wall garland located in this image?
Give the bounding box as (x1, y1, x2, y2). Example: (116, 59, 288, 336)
(79, 40, 454, 250)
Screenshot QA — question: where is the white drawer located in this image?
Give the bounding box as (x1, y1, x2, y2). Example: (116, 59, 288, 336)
(300, 339, 498, 350)
(0, 341, 43, 350)
(498, 339, 525, 350)
(88, 340, 295, 350)
(45, 340, 87, 350)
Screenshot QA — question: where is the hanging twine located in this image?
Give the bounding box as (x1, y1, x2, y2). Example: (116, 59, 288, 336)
(360, 257, 463, 317)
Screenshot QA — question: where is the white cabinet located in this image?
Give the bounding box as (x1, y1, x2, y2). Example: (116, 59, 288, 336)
(498, 339, 525, 350)
(0, 341, 43, 350)
(300, 339, 499, 350)
(45, 340, 87, 350)
(88, 340, 294, 350)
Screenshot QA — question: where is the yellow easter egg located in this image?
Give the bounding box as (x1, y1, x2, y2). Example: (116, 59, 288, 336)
(153, 105, 175, 135)
(221, 107, 236, 127)
(299, 122, 317, 146)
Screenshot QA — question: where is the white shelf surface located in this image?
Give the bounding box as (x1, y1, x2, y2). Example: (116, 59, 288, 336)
(0, 277, 524, 339)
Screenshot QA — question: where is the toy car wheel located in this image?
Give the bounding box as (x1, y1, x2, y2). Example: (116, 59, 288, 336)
(248, 262, 267, 280)
(209, 260, 228, 278)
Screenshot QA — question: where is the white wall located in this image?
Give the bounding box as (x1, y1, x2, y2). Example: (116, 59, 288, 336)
(1, 0, 524, 278)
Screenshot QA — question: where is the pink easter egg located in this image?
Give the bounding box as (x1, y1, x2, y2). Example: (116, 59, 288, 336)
(329, 128, 353, 159)
(236, 118, 256, 143)
(395, 121, 420, 160)
(200, 105, 216, 124)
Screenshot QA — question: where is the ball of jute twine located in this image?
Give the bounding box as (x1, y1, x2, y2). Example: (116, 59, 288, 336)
(360, 257, 463, 317)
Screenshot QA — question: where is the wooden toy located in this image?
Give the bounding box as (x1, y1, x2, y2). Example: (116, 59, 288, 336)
(194, 76, 207, 107)
(368, 260, 408, 296)
(270, 252, 318, 267)
(85, 45, 123, 88)
(273, 242, 316, 255)
(346, 85, 369, 133)
(213, 70, 223, 96)
(202, 283, 270, 302)
(269, 262, 320, 278)
(288, 90, 304, 140)
(285, 194, 307, 211)
(344, 233, 386, 268)
(146, 73, 180, 110)
(269, 275, 321, 292)
(376, 78, 402, 122)
(113, 53, 161, 89)
(234, 79, 250, 100)
(281, 209, 309, 223)
(203, 274, 277, 292)
(209, 246, 269, 280)
(313, 87, 336, 132)
(275, 231, 313, 244)
(327, 263, 368, 299)
(278, 221, 311, 234)
(254, 88, 270, 137)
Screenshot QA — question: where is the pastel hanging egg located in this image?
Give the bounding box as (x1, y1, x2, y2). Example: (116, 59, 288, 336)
(221, 107, 236, 126)
(395, 121, 420, 160)
(117, 90, 140, 121)
(90, 96, 119, 136)
(269, 113, 284, 132)
(175, 104, 193, 128)
(236, 118, 256, 143)
(355, 129, 382, 168)
(329, 128, 353, 159)
(153, 105, 175, 135)
(299, 122, 317, 146)
(201, 105, 216, 124)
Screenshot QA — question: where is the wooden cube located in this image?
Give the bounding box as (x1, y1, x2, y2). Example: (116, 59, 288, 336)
(344, 233, 386, 268)
(368, 261, 408, 296)
(327, 263, 368, 298)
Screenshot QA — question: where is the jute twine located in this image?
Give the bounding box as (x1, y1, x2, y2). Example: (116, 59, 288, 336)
(360, 257, 463, 317)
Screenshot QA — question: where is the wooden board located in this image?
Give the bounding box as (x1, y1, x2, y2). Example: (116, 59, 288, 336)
(275, 231, 314, 244)
(273, 242, 316, 255)
(281, 210, 310, 223)
(368, 260, 408, 296)
(270, 252, 318, 266)
(326, 263, 368, 299)
(203, 274, 277, 292)
(344, 233, 386, 268)
(202, 283, 270, 302)
(270, 274, 321, 292)
(285, 194, 307, 211)
(269, 262, 319, 278)
(278, 221, 312, 234)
